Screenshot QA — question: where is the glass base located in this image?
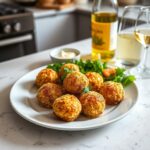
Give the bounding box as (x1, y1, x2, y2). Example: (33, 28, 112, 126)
(130, 66, 150, 79)
(114, 58, 140, 68)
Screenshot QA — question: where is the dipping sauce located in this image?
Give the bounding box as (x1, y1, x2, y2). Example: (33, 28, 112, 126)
(58, 50, 77, 59)
(50, 48, 80, 62)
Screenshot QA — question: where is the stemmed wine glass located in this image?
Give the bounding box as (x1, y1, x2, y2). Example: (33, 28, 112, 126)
(116, 6, 143, 67)
(132, 7, 150, 79)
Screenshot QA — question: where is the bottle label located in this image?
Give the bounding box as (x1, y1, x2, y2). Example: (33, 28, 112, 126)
(92, 21, 118, 51)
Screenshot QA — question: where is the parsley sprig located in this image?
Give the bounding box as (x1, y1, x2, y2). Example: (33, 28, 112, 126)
(61, 67, 73, 81)
(104, 68, 136, 87)
(47, 60, 135, 87)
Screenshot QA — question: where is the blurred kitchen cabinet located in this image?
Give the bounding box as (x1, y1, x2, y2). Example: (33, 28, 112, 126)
(34, 13, 76, 51)
(76, 13, 91, 40)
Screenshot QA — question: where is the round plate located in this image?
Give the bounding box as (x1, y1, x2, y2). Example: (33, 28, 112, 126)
(10, 66, 138, 131)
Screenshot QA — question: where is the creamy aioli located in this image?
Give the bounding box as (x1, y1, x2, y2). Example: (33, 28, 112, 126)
(58, 50, 76, 59)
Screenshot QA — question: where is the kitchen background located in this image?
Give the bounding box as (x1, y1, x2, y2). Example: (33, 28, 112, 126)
(0, 0, 149, 62)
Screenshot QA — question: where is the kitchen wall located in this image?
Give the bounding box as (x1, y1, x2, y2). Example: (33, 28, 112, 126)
(142, 0, 150, 5)
(0, 0, 149, 5)
(0, 0, 12, 2)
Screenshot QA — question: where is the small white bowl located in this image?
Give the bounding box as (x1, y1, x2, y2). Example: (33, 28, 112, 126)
(50, 48, 81, 63)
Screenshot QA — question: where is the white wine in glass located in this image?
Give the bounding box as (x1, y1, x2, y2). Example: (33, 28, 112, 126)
(135, 29, 150, 46)
(117, 33, 142, 66)
(133, 7, 150, 78)
(116, 6, 143, 67)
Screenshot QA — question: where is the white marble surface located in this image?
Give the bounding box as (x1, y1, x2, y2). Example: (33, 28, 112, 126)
(0, 39, 150, 150)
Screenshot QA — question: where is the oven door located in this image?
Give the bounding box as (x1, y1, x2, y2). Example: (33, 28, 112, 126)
(0, 33, 36, 62)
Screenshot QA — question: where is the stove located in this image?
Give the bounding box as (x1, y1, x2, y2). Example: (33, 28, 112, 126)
(0, 3, 36, 62)
(0, 3, 25, 16)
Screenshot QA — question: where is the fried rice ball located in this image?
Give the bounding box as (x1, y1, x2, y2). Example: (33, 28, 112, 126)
(79, 91, 105, 118)
(63, 71, 89, 94)
(99, 81, 124, 105)
(35, 68, 59, 88)
(59, 63, 80, 77)
(53, 94, 82, 122)
(37, 83, 64, 108)
(86, 72, 103, 92)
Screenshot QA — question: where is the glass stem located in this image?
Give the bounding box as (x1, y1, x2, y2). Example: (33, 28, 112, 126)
(143, 46, 149, 70)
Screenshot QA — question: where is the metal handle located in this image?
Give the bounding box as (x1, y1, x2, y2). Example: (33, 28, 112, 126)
(0, 34, 33, 47)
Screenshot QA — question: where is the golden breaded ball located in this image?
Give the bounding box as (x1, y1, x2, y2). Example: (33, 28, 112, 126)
(59, 63, 80, 77)
(35, 68, 59, 88)
(86, 72, 103, 92)
(63, 71, 89, 94)
(99, 81, 124, 105)
(53, 94, 82, 122)
(79, 91, 105, 118)
(37, 83, 64, 108)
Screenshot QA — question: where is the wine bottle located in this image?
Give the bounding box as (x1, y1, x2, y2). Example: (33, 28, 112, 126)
(91, 0, 118, 62)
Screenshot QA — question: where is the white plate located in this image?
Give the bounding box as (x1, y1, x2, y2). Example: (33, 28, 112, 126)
(10, 66, 138, 131)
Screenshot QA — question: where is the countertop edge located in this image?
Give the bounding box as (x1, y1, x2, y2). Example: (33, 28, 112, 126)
(27, 3, 92, 19)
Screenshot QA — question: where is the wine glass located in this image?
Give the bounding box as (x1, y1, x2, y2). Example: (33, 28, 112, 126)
(116, 6, 144, 67)
(133, 7, 150, 79)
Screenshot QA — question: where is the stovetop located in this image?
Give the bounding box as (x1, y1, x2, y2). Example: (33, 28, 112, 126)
(0, 3, 34, 38)
(0, 3, 26, 16)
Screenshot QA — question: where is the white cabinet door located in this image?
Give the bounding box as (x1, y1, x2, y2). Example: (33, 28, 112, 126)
(35, 13, 76, 51)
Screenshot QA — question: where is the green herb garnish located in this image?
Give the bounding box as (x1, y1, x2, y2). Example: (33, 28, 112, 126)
(73, 59, 107, 74)
(47, 60, 135, 87)
(83, 87, 90, 93)
(60, 67, 73, 81)
(122, 75, 136, 87)
(104, 67, 136, 87)
(47, 63, 63, 72)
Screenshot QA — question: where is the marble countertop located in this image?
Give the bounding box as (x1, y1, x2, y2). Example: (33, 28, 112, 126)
(0, 39, 150, 150)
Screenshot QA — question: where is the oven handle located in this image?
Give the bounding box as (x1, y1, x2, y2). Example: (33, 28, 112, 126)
(0, 34, 33, 47)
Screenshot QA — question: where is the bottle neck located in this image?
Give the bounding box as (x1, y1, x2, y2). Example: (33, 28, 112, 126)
(92, 0, 118, 14)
